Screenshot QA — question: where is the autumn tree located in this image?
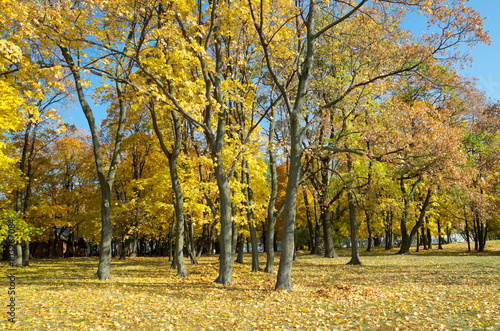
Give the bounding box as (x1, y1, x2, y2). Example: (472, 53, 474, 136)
(108, 0, 268, 285)
(25, 0, 146, 279)
(248, 0, 488, 290)
(463, 101, 500, 251)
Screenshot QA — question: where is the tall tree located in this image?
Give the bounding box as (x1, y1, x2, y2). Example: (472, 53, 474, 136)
(249, 0, 488, 290)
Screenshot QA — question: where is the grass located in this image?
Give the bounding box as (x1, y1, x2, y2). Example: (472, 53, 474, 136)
(1, 241, 499, 330)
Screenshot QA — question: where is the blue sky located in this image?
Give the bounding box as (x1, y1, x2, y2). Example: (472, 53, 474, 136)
(459, 0, 500, 101)
(61, 0, 500, 127)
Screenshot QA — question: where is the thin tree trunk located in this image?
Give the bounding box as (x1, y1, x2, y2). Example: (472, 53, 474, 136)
(465, 217, 471, 252)
(397, 176, 423, 255)
(242, 159, 260, 272)
(303, 187, 315, 254)
(385, 211, 393, 250)
(313, 199, 321, 255)
(119, 233, 126, 260)
(421, 225, 427, 250)
(365, 211, 373, 252)
(265, 106, 279, 273)
(186, 220, 198, 265)
(416, 230, 420, 253)
(346, 155, 362, 265)
(347, 190, 362, 265)
(275, 134, 303, 291)
(150, 104, 189, 276)
(15, 244, 22, 267)
(168, 222, 174, 263)
(236, 232, 245, 264)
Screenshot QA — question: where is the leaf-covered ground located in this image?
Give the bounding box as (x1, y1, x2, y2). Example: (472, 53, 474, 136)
(2, 241, 499, 330)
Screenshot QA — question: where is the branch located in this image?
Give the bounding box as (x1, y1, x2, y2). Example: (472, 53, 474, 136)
(313, 0, 369, 39)
(323, 145, 365, 155)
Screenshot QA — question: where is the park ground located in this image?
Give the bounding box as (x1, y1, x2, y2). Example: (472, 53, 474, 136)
(1, 241, 499, 330)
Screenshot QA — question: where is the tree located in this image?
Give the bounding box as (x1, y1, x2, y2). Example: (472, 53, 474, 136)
(463, 101, 500, 251)
(249, 0, 487, 290)
(26, 0, 140, 278)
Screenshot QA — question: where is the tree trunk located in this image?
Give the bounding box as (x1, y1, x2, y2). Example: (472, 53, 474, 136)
(197, 223, 208, 257)
(347, 189, 362, 265)
(249, 221, 260, 272)
(478, 222, 487, 252)
(168, 221, 174, 262)
(119, 233, 126, 260)
(236, 232, 245, 264)
(316, 156, 336, 258)
(22, 240, 30, 266)
(313, 202, 322, 255)
(464, 217, 471, 252)
(96, 182, 113, 280)
(15, 244, 22, 267)
(346, 155, 362, 265)
(398, 194, 412, 255)
(322, 207, 336, 258)
(385, 211, 393, 250)
(265, 106, 279, 273)
(275, 129, 303, 291)
(303, 187, 315, 254)
(365, 211, 373, 252)
(396, 176, 424, 255)
(437, 217, 443, 249)
(420, 224, 426, 250)
(186, 220, 198, 265)
(242, 158, 260, 271)
(416, 230, 420, 253)
(398, 188, 432, 255)
(130, 232, 138, 257)
(214, 163, 234, 285)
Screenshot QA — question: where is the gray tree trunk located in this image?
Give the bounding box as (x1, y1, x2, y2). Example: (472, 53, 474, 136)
(275, 130, 303, 291)
(347, 155, 362, 265)
(265, 107, 279, 273)
(398, 187, 432, 255)
(347, 189, 362, 265)
(22, 240, 30, 266)
(243, 159, 260, 272)
(150, 106, 188, 277)
(275, 0, 317, 292)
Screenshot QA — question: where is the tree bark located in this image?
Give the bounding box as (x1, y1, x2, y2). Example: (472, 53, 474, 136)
(347, 190, 362, 265)
(242, 159, 260, 272)
(97, 182, 113, 280)
(265, 106, 279, 273)
(396, 176, 421, 255)
(397, 188, 432, 255)
(275, 132, 303, 291)
(303, 187, 315, 254)
(365, 210, 373, 252)
(385, 211, 393, 250)
(346, 155, 362, 265)
(236, 232, 245, 264)
(319, 158, 336, 258)
(15, 244, 22, 267)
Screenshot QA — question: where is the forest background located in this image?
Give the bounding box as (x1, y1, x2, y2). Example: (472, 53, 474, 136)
(1, 0, 500, 302)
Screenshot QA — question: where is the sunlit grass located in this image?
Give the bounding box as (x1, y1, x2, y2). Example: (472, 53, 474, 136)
(1, 241, 499, 330)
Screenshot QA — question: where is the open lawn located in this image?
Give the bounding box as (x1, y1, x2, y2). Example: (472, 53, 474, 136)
(2, 241, 499, 330)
